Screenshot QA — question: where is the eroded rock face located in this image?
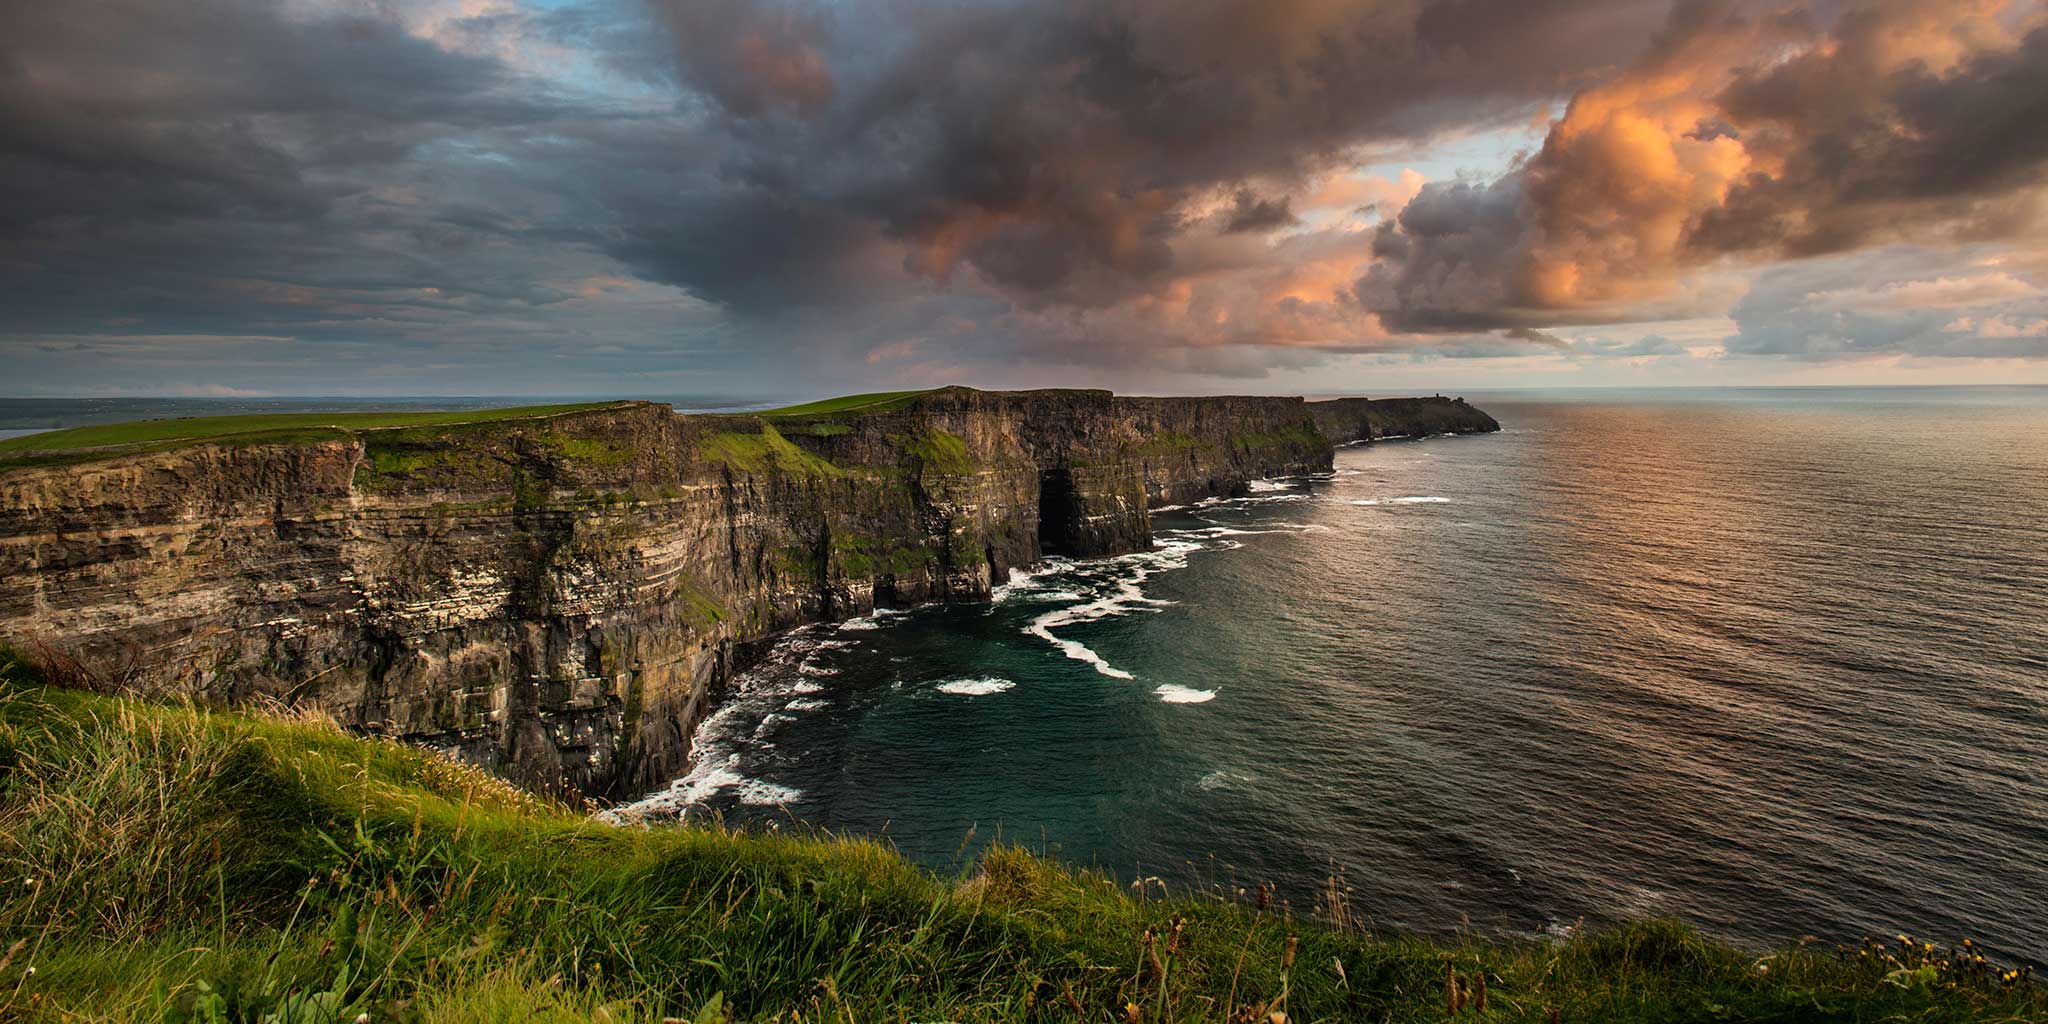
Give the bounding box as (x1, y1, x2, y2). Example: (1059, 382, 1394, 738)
(0, 388, 1483, 798)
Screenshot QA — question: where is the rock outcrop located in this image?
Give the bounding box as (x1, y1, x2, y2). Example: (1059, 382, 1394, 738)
(1309, 396, 1500, 443)
(0, 388, 1496, 798)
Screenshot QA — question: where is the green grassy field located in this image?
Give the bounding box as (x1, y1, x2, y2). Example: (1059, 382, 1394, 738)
(0, 403, 626, 459)
(755, 390, 938, 417)
(0, 650, 2034, 1022)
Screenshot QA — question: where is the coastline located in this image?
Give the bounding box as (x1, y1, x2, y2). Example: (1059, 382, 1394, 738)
(0, 388, 1492, 800)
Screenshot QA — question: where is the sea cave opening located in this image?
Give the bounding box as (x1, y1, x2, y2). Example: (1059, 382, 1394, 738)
(1037, 467, 1083, 556)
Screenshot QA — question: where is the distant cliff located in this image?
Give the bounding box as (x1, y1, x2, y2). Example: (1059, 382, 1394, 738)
(1309, 396, 1500, 443)
(0, 387, 1493, 798)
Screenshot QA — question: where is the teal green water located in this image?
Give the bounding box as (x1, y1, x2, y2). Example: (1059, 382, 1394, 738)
(619, 388, 2048, 964)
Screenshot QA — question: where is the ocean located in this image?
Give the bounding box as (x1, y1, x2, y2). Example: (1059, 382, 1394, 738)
(10, 387, 2043, 964)
(615, 387, 2048, 966)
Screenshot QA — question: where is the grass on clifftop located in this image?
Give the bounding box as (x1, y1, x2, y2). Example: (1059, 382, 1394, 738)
(0, 403, 626, 461)
(0, 651, 2037, 1023)
(699, 424, 848, 479)
(756, 390, 937, 417)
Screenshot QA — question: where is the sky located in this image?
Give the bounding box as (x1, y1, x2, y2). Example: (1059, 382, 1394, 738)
(3, 0, 2047, 398)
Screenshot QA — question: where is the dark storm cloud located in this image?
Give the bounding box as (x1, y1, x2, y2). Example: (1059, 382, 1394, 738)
(1360, 0, 2048, 334)
(0, 1, 551, 229)
(1694, 17, 2048, 255)
(606, 0, 1672, 316)
(11, 0, 2038, 395)
(0, 0, 608, 344)
(2, 0, 1678, 391)
(644, 0, 836, 116)
(1222, 192, 1300, 235)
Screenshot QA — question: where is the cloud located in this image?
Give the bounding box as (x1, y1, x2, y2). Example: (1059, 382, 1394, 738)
(601, 0, 1668, 322)
(1360, 0, 2048, 332)
(1222, 192, 1299, 234)
(4, 0, 2046, 396)
(1725, 246, 2048, 359)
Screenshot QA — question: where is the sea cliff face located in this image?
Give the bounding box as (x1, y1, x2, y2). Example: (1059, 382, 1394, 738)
(1309, 396, 1500, 443)
(0, 389, 1490, 798)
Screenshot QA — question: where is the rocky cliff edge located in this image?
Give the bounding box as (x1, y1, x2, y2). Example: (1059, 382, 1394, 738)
(0, 388, 1493, 798)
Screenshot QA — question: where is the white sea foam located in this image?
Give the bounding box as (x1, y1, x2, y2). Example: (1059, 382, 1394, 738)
(1351, 496, 1450, 506)
(1022, 543, 1199, 679)
(1167, 523, 1329, 540)
(734, 779, 803, 805)
(840, 607, 910, 631)
(1028, 624, 1136, 679)
(992, 558, 1076, 602)
(1246, 478, 1295, 493)
(609, 464, 1333, 826)
(598, 625, 827, 824)
(1023, 524, 1305, 679)
(935, 677, 1015, 696)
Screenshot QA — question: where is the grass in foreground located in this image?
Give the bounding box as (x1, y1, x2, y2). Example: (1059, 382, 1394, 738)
(0, 403, 625, 459)
(755, 390, 938, 418)
(0, 654, 2036, 1022)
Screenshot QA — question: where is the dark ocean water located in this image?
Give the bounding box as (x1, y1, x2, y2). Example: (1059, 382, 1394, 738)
(617, 387, 2048, 965)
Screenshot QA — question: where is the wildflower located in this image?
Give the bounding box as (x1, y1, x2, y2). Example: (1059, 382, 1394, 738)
(355, 1015, 370, 1024)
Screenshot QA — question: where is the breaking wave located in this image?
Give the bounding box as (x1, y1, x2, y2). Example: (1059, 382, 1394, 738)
(935, 677, 1015, 696)
(1350, 496, 1451, 505)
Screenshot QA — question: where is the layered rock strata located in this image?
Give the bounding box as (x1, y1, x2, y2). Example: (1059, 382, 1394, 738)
(0, 388, 1494, 797)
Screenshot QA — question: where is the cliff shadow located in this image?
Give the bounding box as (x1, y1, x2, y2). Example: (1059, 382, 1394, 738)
(1037, 468, 1083, 556)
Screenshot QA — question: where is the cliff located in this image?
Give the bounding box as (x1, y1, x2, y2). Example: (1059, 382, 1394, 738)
(1309, 395, 1500, 443)
(0, 387, 1393, 798)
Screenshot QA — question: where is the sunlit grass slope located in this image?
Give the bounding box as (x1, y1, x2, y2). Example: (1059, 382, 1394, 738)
(756, 390, 938, 417)
(0, 649, 2035, 1022)
(0, 403, 625, 460)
